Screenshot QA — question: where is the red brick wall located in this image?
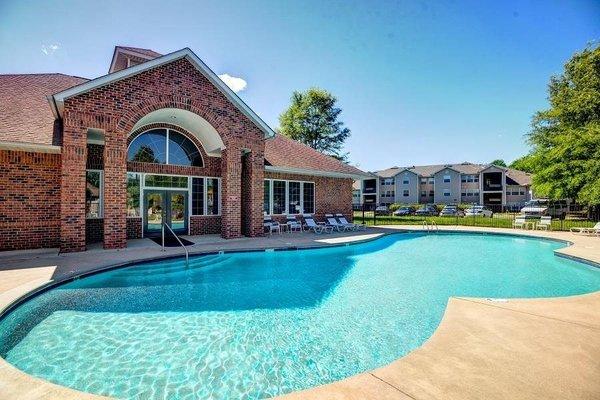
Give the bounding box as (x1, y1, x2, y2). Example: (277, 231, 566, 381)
(264, 172, 353, 221)
(85, 218, 104, 244)
(190, 216, 221, 235)
(61, 57, 265, 250)
(0, 150, 61, 251)
(127, 217, 142, 239)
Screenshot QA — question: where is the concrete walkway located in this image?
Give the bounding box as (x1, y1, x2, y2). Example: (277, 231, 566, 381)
(0, 226, 599, 399)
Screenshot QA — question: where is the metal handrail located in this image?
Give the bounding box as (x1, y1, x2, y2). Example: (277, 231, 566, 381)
(431, 220, 438, 232)
(422, 220, 429, 232)
(162, 222, 189, 267)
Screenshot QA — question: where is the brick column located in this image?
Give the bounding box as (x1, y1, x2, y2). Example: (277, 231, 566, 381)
(103, 131, 128, 249)
(221, 146, 242, 238)
(60, 122, 87, 252)
(241, 150, 265, 237)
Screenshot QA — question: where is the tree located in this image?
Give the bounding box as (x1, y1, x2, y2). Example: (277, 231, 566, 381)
(526, 44, 600, 205)
(509, 154, 536, 173)
(490, 159, 507, 167)
(279, 88, 351, 161)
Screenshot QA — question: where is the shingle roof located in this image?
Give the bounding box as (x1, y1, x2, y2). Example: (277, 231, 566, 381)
(115, 46, 162, 59)
(0, 73, 88, 145)
(265, 134, 367, 177)
(373, 162, 532, 185)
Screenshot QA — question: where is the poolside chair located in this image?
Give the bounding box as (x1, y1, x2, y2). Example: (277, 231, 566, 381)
(570, 222, 600, 236)
(536, 216, 552, 231)
(302, 214, 333, 234)
(335, 213, 365, 231)
(285, 215, 302, 232)
(263, 216, 281, 235)
(512, 215, 527, 229)
(325, 214, 351, 232)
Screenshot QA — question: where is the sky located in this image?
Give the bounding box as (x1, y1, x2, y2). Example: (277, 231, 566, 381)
(0, 0, 598, 171)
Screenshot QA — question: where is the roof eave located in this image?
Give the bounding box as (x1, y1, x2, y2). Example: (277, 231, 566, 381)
(51, 48, 276, 139)
(265, 165, 370, 180)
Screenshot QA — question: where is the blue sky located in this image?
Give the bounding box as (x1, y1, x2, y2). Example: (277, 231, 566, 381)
(0, 0, 598, 171)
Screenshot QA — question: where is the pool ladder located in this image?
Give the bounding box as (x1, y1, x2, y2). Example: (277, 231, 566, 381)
(161, 222, 189, 267)
(422, 220, 438, 233)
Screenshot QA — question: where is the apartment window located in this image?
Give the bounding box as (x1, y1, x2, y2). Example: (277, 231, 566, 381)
(402, 176, 410, 184)
(403, 190, 409, 197)
(191, 178, 205, 215)
(85, 170, 102, 218)
(428, 177, 434, 184)
(382, 178, 395, 185)
(443, 189, 451, 197)
(421, 190, 426, 197)
(420, 178, 427, 184)
(462, 191, 467, 197)
(288, 181, 301, 214)
(206, 178, 220, 215)
(474, 176, 479, 183)
(390, 190, 395, 197)
(429, 190, 434, 196)
(126, 172, 141, 217)
(443, 175, 451, 183)
(461, 175, 467, 183)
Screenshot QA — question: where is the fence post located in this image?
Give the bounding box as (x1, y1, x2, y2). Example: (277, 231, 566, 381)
(373, 205, 376, 226)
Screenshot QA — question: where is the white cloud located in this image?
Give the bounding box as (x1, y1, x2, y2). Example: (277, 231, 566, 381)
(218, 73, 247, 93)
(41, 43, 60, 55)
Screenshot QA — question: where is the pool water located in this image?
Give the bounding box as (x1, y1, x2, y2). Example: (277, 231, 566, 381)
(1, 233, 599, 399)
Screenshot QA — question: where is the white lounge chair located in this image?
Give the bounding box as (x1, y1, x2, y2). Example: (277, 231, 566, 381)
(335, 213, 365, 231)
(302, 214, 333, 234)
(325, 214, 351, 232)
(536, 216, 552, 231)
(513, 216, 527, 229)
(570, 222, 600, 236)
(285, 215, 302, 232)
(263, 216, 281, 235)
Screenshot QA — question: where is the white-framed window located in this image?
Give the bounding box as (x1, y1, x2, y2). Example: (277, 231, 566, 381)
(429, 190, 434, 196)
(443, 175, 451, 183)
(443, 189, 451, 197)
(127, 128, 203, 167)
(421, 190, 427, 197)
(126, 172, 141, 217)
(263, 179, 315, 215)
(86, 169, 103, 218)
(403, 190, 409, 197)
(382, 178, 395, 185)
(189, 176, 221, 216)
(428, 177, 434, 184)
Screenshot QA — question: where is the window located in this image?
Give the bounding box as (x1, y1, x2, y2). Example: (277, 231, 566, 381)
(128, 128, 203, 167)
(461, 175, 467, 183)
(420, 178, 427, 184)
(429, 190, 434, 196)
(206, 178, 219, 215)
(403, 190, 409, 197)
(462, 191, 467, 197)
(443, 175, 451, 183)
(263, 180, 271, 214)
(428, 177, 434, 184)
(272, 180, 286, 214)
(443, 189, 451, 197)
(288, 181, 301, 214)
(144, 174, 188, 188)
(303, 182, 315, 214)
(382, 178, 395, 185)
(85, 170, 102, 218)
(192, 178, 205, 215)
(421, 190, 427, 197)
(402, 175, 410, 184)
(126, 173, 141, 217)
(474, 176, 479, 183)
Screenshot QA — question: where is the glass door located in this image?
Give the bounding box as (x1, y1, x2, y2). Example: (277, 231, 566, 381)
(144, 190, 188, 236)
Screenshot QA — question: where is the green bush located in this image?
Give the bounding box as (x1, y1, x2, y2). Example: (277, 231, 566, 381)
(388, 203, 402, 212)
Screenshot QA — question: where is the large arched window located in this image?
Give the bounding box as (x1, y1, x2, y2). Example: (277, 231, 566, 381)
(128, 128, 203, 167)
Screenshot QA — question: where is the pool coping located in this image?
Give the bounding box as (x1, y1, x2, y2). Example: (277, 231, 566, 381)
(0, 226, 599, 400)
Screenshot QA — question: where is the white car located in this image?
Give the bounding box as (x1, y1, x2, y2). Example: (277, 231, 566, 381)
(464, 206, 493, 218)
(520, 200, 548, 216)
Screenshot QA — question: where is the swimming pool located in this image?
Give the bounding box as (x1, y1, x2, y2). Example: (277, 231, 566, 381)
(1, 232, 599, 399)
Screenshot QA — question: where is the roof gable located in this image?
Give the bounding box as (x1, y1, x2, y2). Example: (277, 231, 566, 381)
(109, 46, 163, 73)
(52, 48, 276, 138)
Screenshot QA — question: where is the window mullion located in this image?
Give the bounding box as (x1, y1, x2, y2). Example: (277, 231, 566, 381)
(165, 129, 169, 164)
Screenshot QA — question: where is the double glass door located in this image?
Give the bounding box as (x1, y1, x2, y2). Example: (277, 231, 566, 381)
(144, 190, 187, 236)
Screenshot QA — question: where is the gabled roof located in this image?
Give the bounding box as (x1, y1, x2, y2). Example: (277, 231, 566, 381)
(109, 46, 163, 73)
(51, 48, 276, 139)
(0, 73, 88, 145)
(505, 168, 532, 186)
(265, 134, 369, 179)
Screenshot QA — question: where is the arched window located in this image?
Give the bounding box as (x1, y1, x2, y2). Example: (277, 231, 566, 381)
(128, 128, 203, 167)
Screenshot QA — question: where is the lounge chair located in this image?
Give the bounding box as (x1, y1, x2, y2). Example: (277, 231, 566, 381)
(570, 222, 600, 236)
(325, 214, 351, 232)
(285, 215, 302, 232)
(263, 216, 281, 235)
(302, 214, 333, 234)
(334, 213, 365, 231)
(536, 216, 552, 231)
(512, 216, 527, 229)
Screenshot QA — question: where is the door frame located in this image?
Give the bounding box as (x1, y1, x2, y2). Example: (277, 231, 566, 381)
(143, 189, 189, 237)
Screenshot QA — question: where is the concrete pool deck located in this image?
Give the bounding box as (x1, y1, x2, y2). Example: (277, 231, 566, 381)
(0, 226, 598, 399)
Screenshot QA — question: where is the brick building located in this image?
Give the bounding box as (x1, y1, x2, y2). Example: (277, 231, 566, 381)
(0, 46, 367, 252)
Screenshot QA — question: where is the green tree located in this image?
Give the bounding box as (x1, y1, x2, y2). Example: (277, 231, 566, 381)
(490, 159, 507, 167)
(279, 88, 351, 161)
(527, 44, 600, 205)
(509, 154, 536, 173)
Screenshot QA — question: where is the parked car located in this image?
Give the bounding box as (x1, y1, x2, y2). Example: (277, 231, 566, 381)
(375, 205, 389, 215)
(415, 204, 438, 216)
(439, 205, 463, 217)
(393, 206, 416, 216)
(464, 205, 493, 218)
(521, 199, 569, 217)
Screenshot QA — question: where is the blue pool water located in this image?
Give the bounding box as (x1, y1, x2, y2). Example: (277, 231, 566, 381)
(1, 233, 599, 399)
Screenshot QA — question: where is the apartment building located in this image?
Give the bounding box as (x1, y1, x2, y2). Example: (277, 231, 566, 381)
(353, 162, 532, 211)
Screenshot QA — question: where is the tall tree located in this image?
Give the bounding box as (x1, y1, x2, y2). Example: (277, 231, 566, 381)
(279, 88, 351, 161)
(527, 44, 600, 205)
(509, 154, 536, 173)
(490, 159, 507, 167)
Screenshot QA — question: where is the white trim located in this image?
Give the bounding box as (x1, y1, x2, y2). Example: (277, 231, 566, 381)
(51, 48, 276, 139)
(0, 140, 61, 154)
(263, 178, 315, 215)
(109, 48, 157, 74)
(264, 165, 368, 180)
